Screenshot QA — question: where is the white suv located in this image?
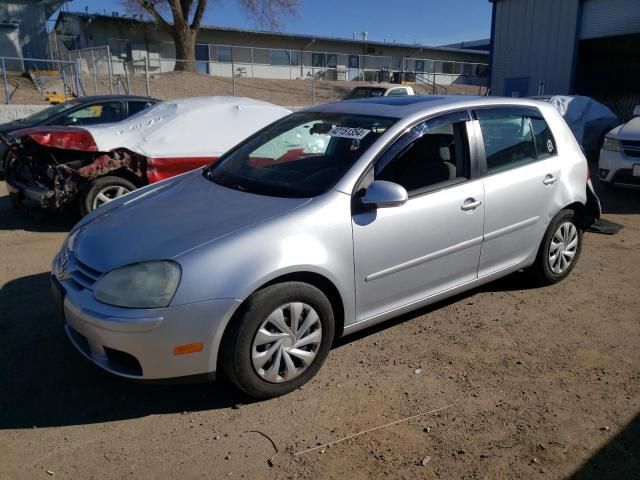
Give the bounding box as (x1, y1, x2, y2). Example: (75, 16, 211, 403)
(599, 105, 640, 187)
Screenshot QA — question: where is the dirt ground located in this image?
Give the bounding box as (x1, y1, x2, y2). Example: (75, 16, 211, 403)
(0, 164, 639, 479)
(3, 70, 486, 107)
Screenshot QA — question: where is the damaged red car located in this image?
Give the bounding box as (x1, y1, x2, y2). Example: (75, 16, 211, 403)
(5, 97, 291, 215)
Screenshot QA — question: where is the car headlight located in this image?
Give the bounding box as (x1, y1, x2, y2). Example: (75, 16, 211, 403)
(602, 137, 620, 152)
(94, 261, 181, 308)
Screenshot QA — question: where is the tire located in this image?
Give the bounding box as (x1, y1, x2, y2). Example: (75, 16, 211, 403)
(528, 209, 583, 286)
(80, 176, 136, 216)
(221, 282, 335, 399)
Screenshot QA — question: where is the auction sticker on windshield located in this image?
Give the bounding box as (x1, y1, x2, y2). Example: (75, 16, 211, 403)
(328, 127, 370, 140)
(633, 164, 640, 177)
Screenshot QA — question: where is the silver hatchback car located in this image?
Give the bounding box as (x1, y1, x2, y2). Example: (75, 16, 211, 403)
(52, 96, 601, 398)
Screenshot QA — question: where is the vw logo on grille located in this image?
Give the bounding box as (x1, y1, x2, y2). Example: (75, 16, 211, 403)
(57, 252, 69, 279)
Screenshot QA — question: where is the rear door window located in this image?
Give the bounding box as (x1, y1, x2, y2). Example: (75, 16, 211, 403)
(475, 108, 537, 174)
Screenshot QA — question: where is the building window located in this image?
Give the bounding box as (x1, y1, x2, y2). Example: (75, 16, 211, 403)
(312, 53, 326, 67)
(216, 46, 232, 63)
(290, 51, 300, 66)
(108, 38, 130, 60)
(269, 49, 292, 66)
(348, 55, 359, 69)
(326, 54, 337, 68)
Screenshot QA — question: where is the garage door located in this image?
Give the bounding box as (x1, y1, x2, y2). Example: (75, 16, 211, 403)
(580, 0, 640, 40)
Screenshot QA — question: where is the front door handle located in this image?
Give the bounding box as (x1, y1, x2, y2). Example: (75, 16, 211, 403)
(543, 174, 558, 185)
(461, 198, 482, 211)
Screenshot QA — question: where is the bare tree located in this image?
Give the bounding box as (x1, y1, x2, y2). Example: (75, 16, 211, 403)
(124, 0, 299, 71)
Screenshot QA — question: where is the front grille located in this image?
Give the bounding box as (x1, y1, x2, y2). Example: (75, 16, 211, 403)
(621, 140, 640, 159)
(612, 169, 640, 186)
(63, 251, 104, 291)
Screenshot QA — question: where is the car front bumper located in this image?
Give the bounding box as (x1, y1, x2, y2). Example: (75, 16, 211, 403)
(598, 148, 640, 186)
(51, 261, 241, 381)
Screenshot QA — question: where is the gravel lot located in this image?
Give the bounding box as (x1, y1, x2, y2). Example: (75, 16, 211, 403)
(1, 167, 639, 479)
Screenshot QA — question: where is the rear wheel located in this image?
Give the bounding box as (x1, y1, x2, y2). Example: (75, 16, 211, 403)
(528, 209, 583, 286)
(221, 282, 335, 399)
(80, 176, 135, 216)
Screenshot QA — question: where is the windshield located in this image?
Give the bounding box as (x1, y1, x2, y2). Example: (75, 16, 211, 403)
(345, 87, 387, 100)
(19, 100, 81, 124)
(204, 112, 397, 198)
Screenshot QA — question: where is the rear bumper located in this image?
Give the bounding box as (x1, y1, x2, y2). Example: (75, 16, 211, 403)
(52, 269, 242, 380)
(6, 175, 50, 206)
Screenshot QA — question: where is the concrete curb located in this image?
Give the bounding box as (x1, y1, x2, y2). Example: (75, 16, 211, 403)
(0, 104, 48, 123)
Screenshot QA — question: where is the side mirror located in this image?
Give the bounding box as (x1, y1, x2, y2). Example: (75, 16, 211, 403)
(360, 180, 408, 208)
(633, 105, 640, 117)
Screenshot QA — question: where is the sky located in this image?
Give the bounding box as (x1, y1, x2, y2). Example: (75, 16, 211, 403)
(59, 0, 492, 46)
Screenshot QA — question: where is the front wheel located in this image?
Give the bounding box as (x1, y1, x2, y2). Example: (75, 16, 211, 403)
(528, 209, 583, 286)
(221, 282, 335, 399)
(80, 176, 136, 216)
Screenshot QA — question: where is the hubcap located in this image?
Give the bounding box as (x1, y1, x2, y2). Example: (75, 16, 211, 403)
(548, 221, 578, 274)
(92, 185, 131, 210)
(251, 302, 322, 383)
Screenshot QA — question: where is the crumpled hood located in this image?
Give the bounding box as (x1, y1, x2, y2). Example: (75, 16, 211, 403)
(72, 171, 310, 272)
(83, 97, 291, 158)
(608, 116, 640, 140)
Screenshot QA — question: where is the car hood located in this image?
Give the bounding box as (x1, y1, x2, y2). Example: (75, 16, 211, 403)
(608, 116, 640, 140)
(72, 171, 311, 272)
(84, 97, 291, 158)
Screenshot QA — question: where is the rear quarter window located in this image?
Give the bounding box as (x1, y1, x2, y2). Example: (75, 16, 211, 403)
(530, 117, 556, 159)
(128, 101, 155, 117)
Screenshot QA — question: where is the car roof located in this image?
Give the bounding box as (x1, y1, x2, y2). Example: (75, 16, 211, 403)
(69, 95, 158, 104)
(306, 95, 549, 119)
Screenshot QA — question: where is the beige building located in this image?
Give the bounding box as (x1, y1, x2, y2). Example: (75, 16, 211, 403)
(53, 12, 489, 86)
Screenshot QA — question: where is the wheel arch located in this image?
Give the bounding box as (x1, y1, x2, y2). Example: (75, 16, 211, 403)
(562, 200, 594, 228)
(215, 270, 346, 374)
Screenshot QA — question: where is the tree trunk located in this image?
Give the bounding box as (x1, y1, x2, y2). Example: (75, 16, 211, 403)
(173, 28, 197, 72)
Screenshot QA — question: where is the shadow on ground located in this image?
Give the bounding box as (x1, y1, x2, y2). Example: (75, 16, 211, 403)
(1, 267, 539, 430)
(0, 272, 252, 430)
(568, 412, 640, 480)
(0, 187, 76, 233)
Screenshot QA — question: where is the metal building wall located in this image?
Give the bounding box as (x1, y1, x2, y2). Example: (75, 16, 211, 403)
(581, 0, 640, 40)
(490, 0, 580, 97)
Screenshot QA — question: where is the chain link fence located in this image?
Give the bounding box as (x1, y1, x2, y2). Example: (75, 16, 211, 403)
(1, 41, 488, 106)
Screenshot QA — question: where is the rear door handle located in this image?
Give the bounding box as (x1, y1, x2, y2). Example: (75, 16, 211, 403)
(543, 174, 558, 185)
(461, 198, 482, 211)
